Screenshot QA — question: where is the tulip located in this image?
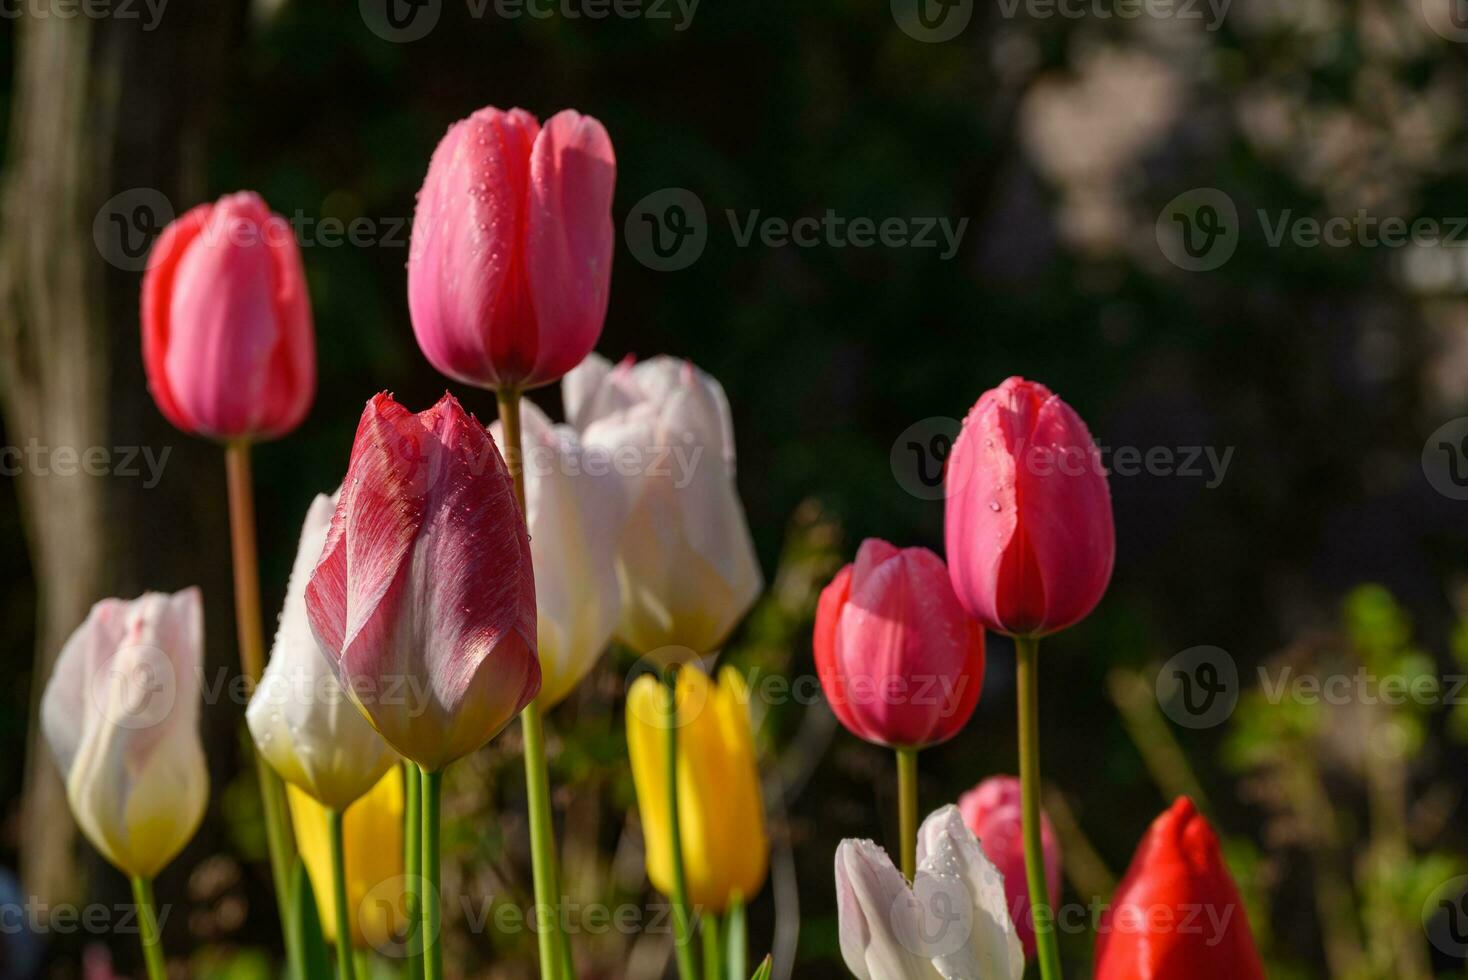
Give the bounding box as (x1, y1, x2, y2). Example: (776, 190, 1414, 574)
(959, 776, 1062, 960)
(42, 589, 207, 980)
(836, 805, 1023, 980)
(408, 107, 616, 391)
(626, 666, 767, 913)
(944, 376, 1114, 639)
(41, 588, 208, 880)
(1094, 798, 1265, 980)
(248, 493, 398, 810)
(489, 400, 629, 708)
(287, 769, 406, 951)
(142, 191, 314, 442)
(305, 392, 539, 772)
(565, 353, 763, 658)
(814, 539, 985, 749)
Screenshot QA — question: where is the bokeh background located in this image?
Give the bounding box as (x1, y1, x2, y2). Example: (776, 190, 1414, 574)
(5, 0, 1468, 976)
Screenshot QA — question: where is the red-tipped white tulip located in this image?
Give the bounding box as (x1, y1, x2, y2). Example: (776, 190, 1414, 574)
(944, 377, 1114, 637)
(142, 191, 315, 441)
(305, 392, 539, 772)
(41, 589, 208, 879)
(408, 107, 616, 391)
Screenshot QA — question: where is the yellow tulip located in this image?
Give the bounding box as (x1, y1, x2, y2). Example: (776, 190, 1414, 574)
(627, 666, 768, 912)
(287, 767, 406, 949)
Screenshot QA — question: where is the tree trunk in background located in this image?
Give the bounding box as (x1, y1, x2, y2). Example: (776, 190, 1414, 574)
(0, 1, 246, 906)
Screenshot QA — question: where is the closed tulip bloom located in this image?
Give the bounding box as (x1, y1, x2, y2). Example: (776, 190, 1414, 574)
(41, 589, 208, 879)
(490, 401, 628, 708)
(565, 353, 762, 658)
(626, 667, 767, 911)
(287, 769, 406, 950)
(958, 776, 1062, 960)
(248, 493, 399, 809)
(945, 377, 1114, 637)
(814, 539, 985, 749)
(305, 392, 539, 772)
(1094, 798, 1265, 980)
(409, 107, 616, 391)
(836, 805, 1023, 980)
(142, 191, 314, 441)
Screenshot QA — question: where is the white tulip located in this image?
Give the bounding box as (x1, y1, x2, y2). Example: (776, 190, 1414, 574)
(563, 353, 762, 658)
(836, 805, 1024, 980)
(247, 493, 397, 810)
(42, 588, 208, 879)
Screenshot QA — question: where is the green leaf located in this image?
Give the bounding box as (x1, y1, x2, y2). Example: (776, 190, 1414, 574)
(749, 955, 772, 980)
(288, 859, 331, 980)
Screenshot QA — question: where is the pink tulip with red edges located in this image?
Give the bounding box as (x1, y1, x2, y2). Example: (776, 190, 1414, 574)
(304, 392, 539, 772)
(813, 539, 986, 749)
(141, 191, 314, 441)
(959, 776, 1062, 960)
(944, 377, 1115, 637)
(408, 106, 616, 391)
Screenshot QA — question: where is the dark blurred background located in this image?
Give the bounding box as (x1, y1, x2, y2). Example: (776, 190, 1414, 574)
(5, 0, 1468, 976)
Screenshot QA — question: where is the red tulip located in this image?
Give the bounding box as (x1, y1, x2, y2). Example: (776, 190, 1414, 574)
(305, 392, 539, 771)
(944, 377, 1114, 637)
(142, 191, 314, 441)
(408, 106, 616, 391)
(959, 776, 1062, 960)
(814, 539, 985, 748)
(1094, 798, 1265, 980)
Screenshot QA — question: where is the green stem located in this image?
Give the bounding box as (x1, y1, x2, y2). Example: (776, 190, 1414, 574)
(1017, 635, 1063, 980)
(226, 444, 299, 971)
(130, 876, 167, 980)
(895, 747, 919, 882)
(404, 761, 422, 980)
(724, 894, 746, 980)
(421, 767, 444, 980)
(328, 810, 358, 980)
(702, 912, 722, 980)
(665, 674, 699, 980)
(498, 387, 566, 980)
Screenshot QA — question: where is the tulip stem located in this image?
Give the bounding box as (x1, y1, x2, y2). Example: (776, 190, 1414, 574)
(702, 912, 722, 980)
(327, 809, 358, 980)
(404, 761, 422, 980)
(896, 747, 919, 882)
(130, 876, 167, 980)
(498, 387, 567, 980)
(1017, 635, 1063, 980)
(224, 442, 300, 971)
(420, 766, 444, 980)
(664, 673, 699, 980)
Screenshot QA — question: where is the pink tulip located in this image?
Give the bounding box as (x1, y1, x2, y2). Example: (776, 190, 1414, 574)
(141, 191, 314, 441)
(959, 776, 1062, 960)
(408, 106, 616, 391)
(304, 392, 539, 771)
(944, 377, 1114, 637)
(813, 539, 985, 748)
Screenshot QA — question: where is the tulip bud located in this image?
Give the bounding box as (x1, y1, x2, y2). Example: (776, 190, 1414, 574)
(248, 493, 399, 809)
(814, 539, 985, 749)
(489, 401, 629, 708)
(408, 107, 616, 391)
(944, 377, 1114, 637)
(305, 392, 539, 772)
(958, 776, 1062, 959)
(565, 353, 762, 658)
(41, 589, 208, 879)
(141, 191, 315, 442)
(1094, 798, 1265, 980)
(626, 667, 767, 912)
(836, 805, 1024, 980)
(287, 769, 406, 950)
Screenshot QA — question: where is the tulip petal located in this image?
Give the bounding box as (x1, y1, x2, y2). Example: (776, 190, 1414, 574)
(835, 839, 940, 980)
(916, 805, 1025, 980)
